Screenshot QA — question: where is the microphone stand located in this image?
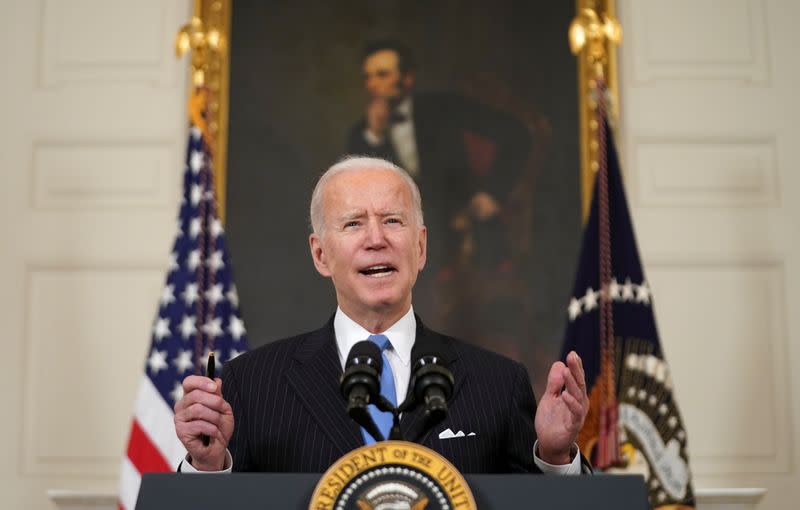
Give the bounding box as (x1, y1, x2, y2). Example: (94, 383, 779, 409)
(375, 395, 448, 443)
(350, 405, 386, 442)
(376, 396, 403, 441)
(357, 395, 405, 443)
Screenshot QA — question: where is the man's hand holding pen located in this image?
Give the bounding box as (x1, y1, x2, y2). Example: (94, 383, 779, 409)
(173, 375, 233, 471)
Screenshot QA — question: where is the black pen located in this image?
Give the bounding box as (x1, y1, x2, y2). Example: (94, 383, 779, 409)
(201, 352, 216, 447)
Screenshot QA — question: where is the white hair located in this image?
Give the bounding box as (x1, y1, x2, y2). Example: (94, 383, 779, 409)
(309, 155, 424, 235)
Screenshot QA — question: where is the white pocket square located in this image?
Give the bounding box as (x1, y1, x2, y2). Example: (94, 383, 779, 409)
(438, 428, 477, 439)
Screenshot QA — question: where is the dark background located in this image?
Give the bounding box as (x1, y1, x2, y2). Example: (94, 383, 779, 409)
(225, 0, 581, 395)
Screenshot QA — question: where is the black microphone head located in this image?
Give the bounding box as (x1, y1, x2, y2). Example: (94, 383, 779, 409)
(345, 340, 383, 371)
(412, 353, 445, 371)
(340, 340, 382, 402)
(410, 353, 454, 403)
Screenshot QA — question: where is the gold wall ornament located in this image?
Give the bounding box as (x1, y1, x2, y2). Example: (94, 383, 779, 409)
(571, 0, 622, 222)
(175, 0, 231, 224)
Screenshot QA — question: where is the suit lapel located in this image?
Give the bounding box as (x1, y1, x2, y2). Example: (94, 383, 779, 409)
(400, 317, 467, 446)
(284, 319, 364, 456)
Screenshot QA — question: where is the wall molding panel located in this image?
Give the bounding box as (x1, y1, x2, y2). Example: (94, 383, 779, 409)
(31, 140, 177, 210)
(645, 258, 791, 475)
(38, 0, 182, 87)
(632, 138, 779, 207)
(20, 266, 164, 477)
(626, 0, 770, 85)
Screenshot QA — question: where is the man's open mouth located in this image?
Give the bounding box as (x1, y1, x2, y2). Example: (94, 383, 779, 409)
(359, 264, 397, 277)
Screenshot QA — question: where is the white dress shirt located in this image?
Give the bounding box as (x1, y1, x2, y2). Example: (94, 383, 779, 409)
(363, 97, 420, 177)
(334, 305, 416, 404)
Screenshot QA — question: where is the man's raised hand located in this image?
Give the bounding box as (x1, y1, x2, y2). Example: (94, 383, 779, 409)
(534, 351, 589, 465)
(174, 375, 233, 471)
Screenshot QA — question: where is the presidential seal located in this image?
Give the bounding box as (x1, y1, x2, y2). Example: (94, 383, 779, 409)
(309, 441, 476, 510)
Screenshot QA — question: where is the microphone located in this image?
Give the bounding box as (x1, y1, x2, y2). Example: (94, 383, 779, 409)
(411, 354, 454, 421)
(340, 340, 385, 442)
(406, 351, 454, 442)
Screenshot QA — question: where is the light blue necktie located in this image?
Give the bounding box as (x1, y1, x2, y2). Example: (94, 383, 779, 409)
(361, 334, 397, 444)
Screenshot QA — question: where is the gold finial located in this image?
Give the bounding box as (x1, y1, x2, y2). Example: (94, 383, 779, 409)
(569, 7, 622, 81)
(175, 13, 225, 88)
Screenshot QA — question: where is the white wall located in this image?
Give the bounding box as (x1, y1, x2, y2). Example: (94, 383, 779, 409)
(0, 1, 190, 509)
(618, 1, 799, 509)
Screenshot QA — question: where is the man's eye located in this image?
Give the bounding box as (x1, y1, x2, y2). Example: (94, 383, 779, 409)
(385, 218, 401, 225)
(344, 221, 360, 228)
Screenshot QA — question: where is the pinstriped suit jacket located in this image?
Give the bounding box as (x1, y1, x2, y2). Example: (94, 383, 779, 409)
(220, 315, 542, 474)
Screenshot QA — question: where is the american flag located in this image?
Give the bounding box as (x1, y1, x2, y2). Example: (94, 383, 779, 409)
(117, 124, 249, 510)
(561, 84, 694, 509)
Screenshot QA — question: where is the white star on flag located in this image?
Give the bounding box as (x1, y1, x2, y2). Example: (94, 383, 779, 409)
(229, 315, 246, 340)
(207, 250, 225, 272)
(205, 283, 225, 307)
(179, 315, 197, 339)
(187, 250, 201, 270)
(190, 150, 203, 174)
(210, 218, 223, 238)
(608, 278, 621, 300)
(189, 218, 201, 239)
(227, 285, 239, 308)
(170, 382, 184, 403)
(159, 285, 175, 307)
(168, 252, 179, 271)
(147, 349, 168, 375)
(190, 184, 203, 206)
(152, 318, 171, 341)
(636, 281, 651, 304)
(202, 317, 223, 338)
(583, 287, 599, 311)
(172, 349, 194, 374)
(621, 278, 635, 301)
(182, 283, 199, 305)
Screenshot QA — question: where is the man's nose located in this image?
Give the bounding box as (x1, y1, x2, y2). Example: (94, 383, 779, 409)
(364, 220, 387, 248)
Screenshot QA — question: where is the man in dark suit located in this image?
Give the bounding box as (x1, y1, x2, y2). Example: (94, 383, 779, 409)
(174, 157, 589, 474)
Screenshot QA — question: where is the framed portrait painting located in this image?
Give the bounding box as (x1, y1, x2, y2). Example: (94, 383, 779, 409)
(224, 0, 584, 393)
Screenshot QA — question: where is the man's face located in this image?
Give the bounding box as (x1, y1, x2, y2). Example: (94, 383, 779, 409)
(363, 49, 413, 102)
(309, 169, 427, 325)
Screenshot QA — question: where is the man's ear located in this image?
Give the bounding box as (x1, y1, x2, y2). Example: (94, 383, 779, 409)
(309, 233, 332, 277)
(417, 225, 427, 272)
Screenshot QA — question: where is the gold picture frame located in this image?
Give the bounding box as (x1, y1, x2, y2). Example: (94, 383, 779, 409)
(179, 0, 620, 226)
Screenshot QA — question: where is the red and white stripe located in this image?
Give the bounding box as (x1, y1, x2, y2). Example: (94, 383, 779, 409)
(118, 377, 186, 510)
